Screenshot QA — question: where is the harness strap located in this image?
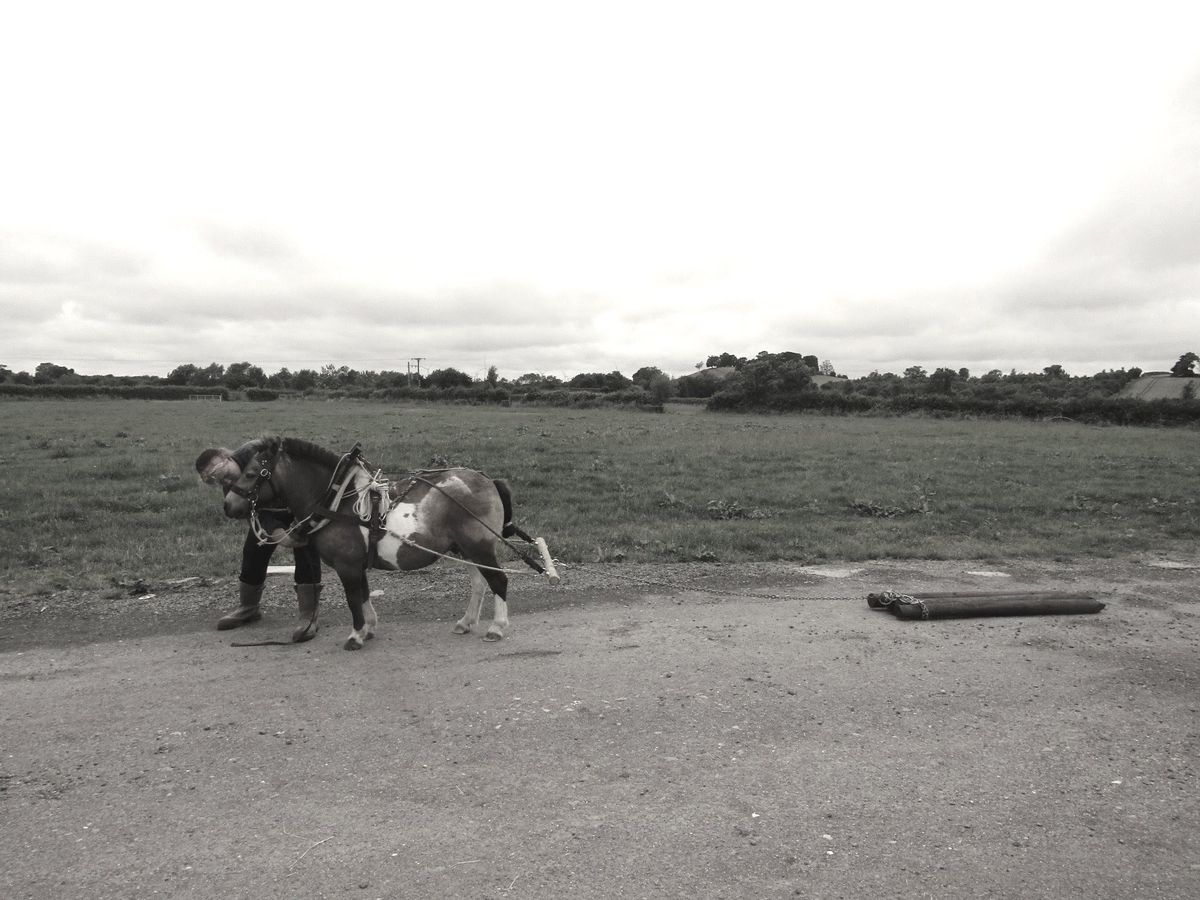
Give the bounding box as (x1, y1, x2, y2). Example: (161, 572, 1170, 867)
(251, 447, 545, 576)
(404, 471, 547, 575)
(251, 444, 368, 547)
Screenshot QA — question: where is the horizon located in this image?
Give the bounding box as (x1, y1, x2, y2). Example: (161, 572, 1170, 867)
(4, 352, 1167, 384)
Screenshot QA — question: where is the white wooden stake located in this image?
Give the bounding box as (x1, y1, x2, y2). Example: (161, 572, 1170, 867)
(534, 538, 560, 585)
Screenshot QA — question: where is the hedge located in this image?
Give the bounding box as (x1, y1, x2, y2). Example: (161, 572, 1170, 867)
(0, 384, 230, 401)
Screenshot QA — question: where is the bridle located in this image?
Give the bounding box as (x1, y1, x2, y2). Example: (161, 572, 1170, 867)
(227, 446, 281, 506)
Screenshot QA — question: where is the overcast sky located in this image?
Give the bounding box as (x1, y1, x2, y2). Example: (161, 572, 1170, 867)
(3, 1, 1199, 381)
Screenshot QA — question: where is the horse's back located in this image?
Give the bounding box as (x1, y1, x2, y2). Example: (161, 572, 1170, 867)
(384, 467, 505, 556)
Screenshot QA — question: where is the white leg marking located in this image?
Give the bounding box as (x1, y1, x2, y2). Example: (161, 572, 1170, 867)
(363, 599, 378, 639)
(455, 569, 488, 634)
(485, 595, 509, 642)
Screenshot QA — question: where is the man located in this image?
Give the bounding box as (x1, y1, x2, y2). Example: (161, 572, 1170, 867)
(195, 447, 322, 642)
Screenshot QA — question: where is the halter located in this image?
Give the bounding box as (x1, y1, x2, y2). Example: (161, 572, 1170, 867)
(241, 443, 367, 548)
(227, 445, 280, 504)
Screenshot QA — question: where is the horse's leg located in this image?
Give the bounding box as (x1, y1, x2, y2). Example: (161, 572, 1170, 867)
(362, 597, 379, 640)
(479, 555, 509, 642)
(453, 568, 489, 635)
(339, 565, 373, 650)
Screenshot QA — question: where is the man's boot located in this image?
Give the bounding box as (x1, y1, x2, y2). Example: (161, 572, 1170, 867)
(217, 581, 264, 630)
(292, 583, 321, 643)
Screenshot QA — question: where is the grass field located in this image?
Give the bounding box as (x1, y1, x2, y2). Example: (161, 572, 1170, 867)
(3, 399, 1199, 597)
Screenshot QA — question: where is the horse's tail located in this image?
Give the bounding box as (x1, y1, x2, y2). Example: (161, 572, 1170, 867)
(493, 478, 520, 538)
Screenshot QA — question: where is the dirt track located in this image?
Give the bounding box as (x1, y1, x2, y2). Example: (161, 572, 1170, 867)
(2, 557, 1199, 899)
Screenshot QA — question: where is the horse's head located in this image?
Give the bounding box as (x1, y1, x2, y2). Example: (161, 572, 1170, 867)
(195, 437, 282, 519)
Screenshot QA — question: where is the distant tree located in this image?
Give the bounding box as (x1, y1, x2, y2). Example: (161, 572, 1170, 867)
(631, 366, 665, 388)
(1043, 364, 1067, 378)
(292, 369, 318, 391)
(569, 371, 632, 391)
(192, 363, 225, 386)
(903, 366, 927, 380)
(0, 363, 11, 382)
(958, 368, 970, 379)
(819, 360, 837, 376)
(719, 351, 812, 402)
(266, 368, 293, 389)
(318, 365, 361, 389)
(485, 365, 500, 387)
(1087, 367, 1144, 396)
(425, 367, 473, 389)
(166, 363, 198, 386)
(223, 361, 266, 389)
(14, 370, 33, 384)
(375, 370, 409, 389)
(34, 362, 77, 383)
(647, 372, 672, 403)
(514, 372, 562, 389)
(928, 367, 957, 394)
(704, 352, 746, 369)
(676, 371, 723, 398)
(1171, 352, 1198, 377)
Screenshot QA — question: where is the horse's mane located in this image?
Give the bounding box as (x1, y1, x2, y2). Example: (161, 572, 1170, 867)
(231, 437, 271, 470)
(280, 436, 343, 469)
(232, 436, 343, 470)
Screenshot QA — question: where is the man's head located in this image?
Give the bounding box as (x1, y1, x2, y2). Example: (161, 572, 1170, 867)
(195, 448, 241, 489)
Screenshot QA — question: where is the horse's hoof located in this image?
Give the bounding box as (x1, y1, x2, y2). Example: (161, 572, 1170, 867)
(365, 631, 376, 640)
(453, 623, 471, 635)
(343, 639, 364, 651)
(483, 630, 504, 642)
(291, 625, 318, 643)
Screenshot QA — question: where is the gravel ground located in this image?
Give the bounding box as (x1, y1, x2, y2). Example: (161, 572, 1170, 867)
(2, 556, 1199, 899)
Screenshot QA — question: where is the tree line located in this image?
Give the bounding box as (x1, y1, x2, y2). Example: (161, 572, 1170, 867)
(4, 352, 1198, 424)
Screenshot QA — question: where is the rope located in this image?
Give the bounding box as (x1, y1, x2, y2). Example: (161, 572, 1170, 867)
(397, 537, 553, 578)
(400, 471, 546, 574)
(250, 508, 323, 547)
(871, 589, 929, 619)
(249, 446, 370, 547)
(564, 562, 861, 604)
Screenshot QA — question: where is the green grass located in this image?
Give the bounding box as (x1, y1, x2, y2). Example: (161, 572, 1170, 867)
(3, 399, 1199, 596)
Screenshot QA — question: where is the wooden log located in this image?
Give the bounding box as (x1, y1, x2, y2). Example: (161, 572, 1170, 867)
(867, 590, 1104, 619)
(534, 537, 560, 585)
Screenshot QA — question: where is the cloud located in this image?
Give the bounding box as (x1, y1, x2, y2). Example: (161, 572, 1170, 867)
(0, 230, 149, 287)
(4, 5, 1200, 380)
(998, 62, 1200, 307)
(196, 222, 303, 267)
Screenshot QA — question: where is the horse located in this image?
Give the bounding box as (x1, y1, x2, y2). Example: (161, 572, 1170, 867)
(203, 436, 520, 650)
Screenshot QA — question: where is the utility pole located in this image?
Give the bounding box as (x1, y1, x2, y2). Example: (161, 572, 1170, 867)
(410, 358, 425, 381)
